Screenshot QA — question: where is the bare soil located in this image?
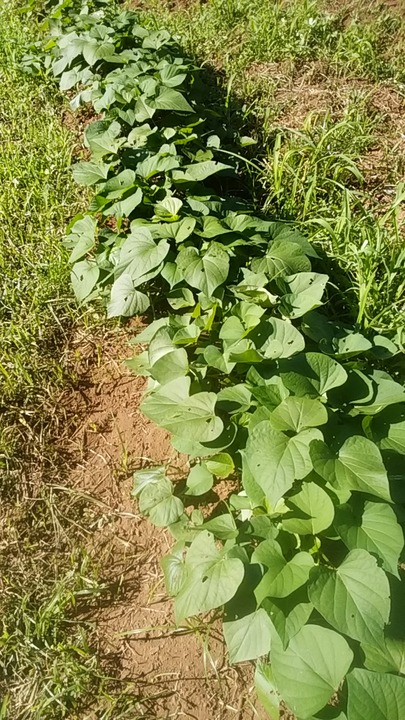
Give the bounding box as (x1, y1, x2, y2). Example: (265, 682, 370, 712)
(60, 327, 266, 720)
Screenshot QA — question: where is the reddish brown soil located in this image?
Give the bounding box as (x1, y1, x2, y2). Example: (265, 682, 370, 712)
(60, 327, 266, 720)
(324, 0, 405, 17)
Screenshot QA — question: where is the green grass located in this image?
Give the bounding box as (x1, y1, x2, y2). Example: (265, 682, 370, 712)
(0, 0, 84, 466)
(138, 0, 405, 335)
(138, 0, 405, 95)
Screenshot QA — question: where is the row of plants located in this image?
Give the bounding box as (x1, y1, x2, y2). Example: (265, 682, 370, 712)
(31, 1, 405, 718)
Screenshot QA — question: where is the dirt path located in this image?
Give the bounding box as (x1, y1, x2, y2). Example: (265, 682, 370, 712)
(59, 328, 265, 720)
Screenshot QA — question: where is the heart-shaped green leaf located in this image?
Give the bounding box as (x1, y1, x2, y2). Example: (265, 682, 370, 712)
(335, 500, 403, 576)
(243, 422, 321, 507)
(224, 609, 273, 663)
(250, 317, 305, 359)
(271, 624, 353, 719)
(347, 668, 405, 720)
(177, 242, 229, 297)
(308, 549, 390, 644)
(174, 532, 244, 622)
(107, 274, 150, 317)
(186, 464, 214, 496)
(269, 396, 328, 433)
(141, 378, 223, 442)
(71, 260, 100, 303)
(253, 541, 314, 602)
(361, 634, 405, 674)
(282, 481, 335, 535)
(262, 589, 313, 648)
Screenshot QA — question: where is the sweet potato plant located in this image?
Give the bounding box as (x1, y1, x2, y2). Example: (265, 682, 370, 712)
(32, 1, 405, 717)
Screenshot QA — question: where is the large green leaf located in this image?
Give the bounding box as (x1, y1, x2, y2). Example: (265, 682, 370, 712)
(202, 513, 238, 540)
(132, 466, 167, 496)
(335, 436, 391, 502)
(84, 119, 123, 160)
(251, 240, 311, 278)
(281, 352, 347, 397)
(176, 243, 229, 296)
(371, 408, 405, 455)
(335, 500, 403, 576)
(282, 481, 335, 535)
(347, 668, 405, 720)
(217, 384, 252, 414)
(153, 87, 193, 112)
(158, 216, 197, 244)
(205, 453, 234, 478)
(352, 372, 405, 415)
(248, 374, 289, 412)
(117, 228, 169, 282)
(141, 377, 223, 442)
(204, 345, 235, 373)
(268, 222, 319, 257)
(186, 464, 214, 496)
(81, 37, 115, 67)
(361, 634, 405, 674)
(97, 169, 136, 199)
(71, 260, 99, 303)
(269, 396, 328, 433)
(136, 151, 179, 179)
(172, 161, 232, 183)
(138, 476, 184, 527)
(254, 545, 314, 602)
(161, 542, 186, 596)
(243, 421, 321, 508)
(250, 317, 305, 359)
(241, 451, 266, 507)
(150, 348, 189, 385)
(308, 549, 390, 644)
(311, 436, 391, 502)
(302, 311, 372, 358)
(107, 274, 150, 317)
(271, 624, 353, 719)
(174, 531, 244, 622)
(381, 419, 405, 452)
(279, 272, 328, 318)
(133, 466, 183, 527)
(72, 160, 109, 186)
(223, 609, 273, 663)
(106, 187, 143, 219)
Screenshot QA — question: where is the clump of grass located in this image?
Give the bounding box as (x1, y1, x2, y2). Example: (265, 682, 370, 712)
(258, 104, 405, 332)
(0, 0, 84, 467)
(0, 488, 143, 720)
(261, 102, 376, 219)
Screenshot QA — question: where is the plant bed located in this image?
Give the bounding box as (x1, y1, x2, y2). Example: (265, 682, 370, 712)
(29, 1, 405, 718)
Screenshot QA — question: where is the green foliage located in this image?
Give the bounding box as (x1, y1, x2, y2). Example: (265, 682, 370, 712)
(138, 0, 405, 336)
(39, 2, 405, 718)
